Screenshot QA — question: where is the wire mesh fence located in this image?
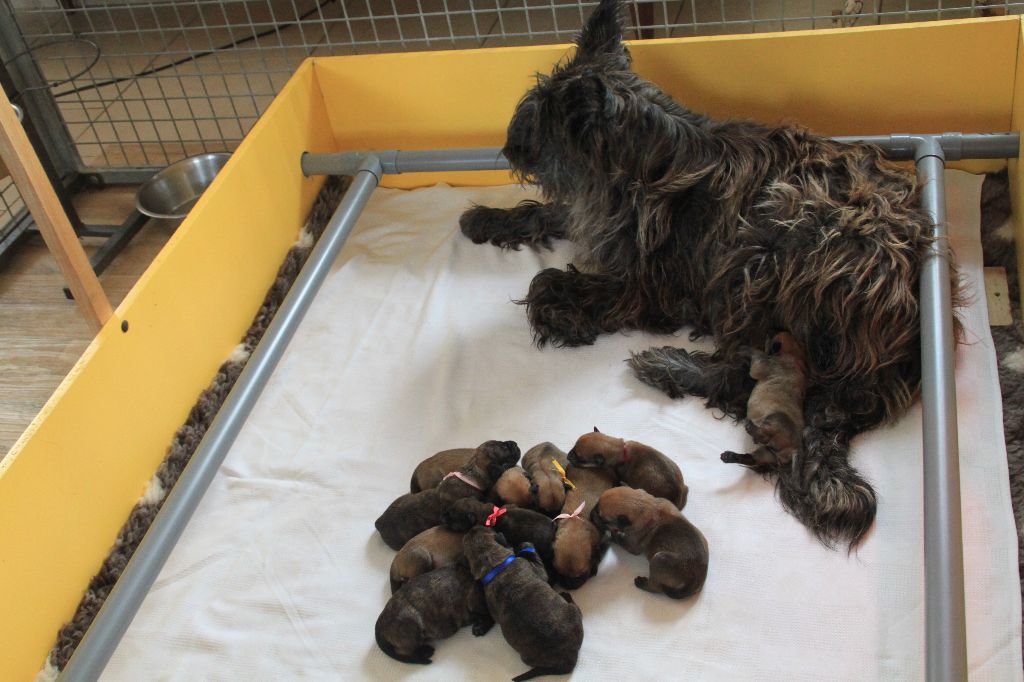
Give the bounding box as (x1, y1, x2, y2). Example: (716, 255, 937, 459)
(1, 0, 1022, 241)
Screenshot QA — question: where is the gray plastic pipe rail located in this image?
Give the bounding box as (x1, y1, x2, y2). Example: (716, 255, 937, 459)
(61, 131, 1018, 682)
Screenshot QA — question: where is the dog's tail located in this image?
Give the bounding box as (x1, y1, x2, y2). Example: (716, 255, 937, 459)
(776, 427, 877, 549)
(627, 346, 754, 419)
(513, 666, 574, 681)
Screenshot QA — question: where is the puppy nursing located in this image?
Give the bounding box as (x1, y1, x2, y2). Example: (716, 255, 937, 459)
(569, 429, 688, 509)
(593, 486, 710, 599)
(721, 332, 808, 471)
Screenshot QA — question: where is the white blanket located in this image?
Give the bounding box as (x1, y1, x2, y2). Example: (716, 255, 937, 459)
(105, 171, 1022, 681)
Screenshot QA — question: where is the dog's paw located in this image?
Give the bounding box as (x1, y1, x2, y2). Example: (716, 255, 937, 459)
(634, 576, 653, 592)
(460, 205, 512, 246)
(522, 268, 602, 348)
(627, 346, 707, 399)
(720, 450, 754, 465)
(472, 619, 494, 636)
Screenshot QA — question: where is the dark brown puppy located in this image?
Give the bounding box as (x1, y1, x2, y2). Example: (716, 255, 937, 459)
(521, 442, 572, 514)
(592, 486, 709, 599)
(376, 440, 520, 550)
(463, 527, 583, 681)
(389, 526, 464, 593)
(493, 466, 534, 507)
(375, 562, 493, 664)
(722, 332, 807, 471)
(442, 498, 556, 574)
(568, 430, 688, 509)
(551, 464, 617, 589)
(410, 448, 476, 493)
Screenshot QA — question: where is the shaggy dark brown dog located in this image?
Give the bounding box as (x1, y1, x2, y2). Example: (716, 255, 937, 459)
(722, 332, 808, 471)
(410, 448, 476, 493)
(375, 440, 520, 550)
(592, 486, 709, 599)
(551, 464, 617, 589)
(568, 429, 687, 509)
(463, 527, 584, 681)
(375, 562, 492, 664)
(389, 526, 465, 593)
(459, 0, 961, 545)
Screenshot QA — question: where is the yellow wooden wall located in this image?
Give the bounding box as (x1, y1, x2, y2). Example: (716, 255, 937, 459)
(2, 16, 1022, 680)
(0, 61, 337, 680)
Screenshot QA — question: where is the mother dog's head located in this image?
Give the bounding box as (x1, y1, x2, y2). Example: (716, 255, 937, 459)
(502, 0, 638, 197)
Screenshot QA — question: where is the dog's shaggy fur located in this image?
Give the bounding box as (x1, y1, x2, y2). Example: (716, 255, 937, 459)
(459, 0, 961, 546)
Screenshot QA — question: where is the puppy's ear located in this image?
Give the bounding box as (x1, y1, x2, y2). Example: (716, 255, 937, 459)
(574, 0, 630, 69)
(594, 426, 600, 433)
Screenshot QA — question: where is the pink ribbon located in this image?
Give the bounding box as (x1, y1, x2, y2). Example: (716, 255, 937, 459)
(443, 470, 483, 491)
(553, 501, 586, 522)
(485, 506, 507, 527)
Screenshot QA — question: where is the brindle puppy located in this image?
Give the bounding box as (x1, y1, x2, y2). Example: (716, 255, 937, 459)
(410, 448, 476, 493)
(376, 440, 520, 550)
(374, 562, 493, 665)
(463, 527, 583, 681)
(521, 442, 572, 513)
(592, 486, 709, 599)
(389, 526, 465, 593)
(442, 498, 556, 574)
(551, 464, 617, 589)
(568, 430, 687, 509)
(722, 332, 807, 471)
(493, 466, 534, 507)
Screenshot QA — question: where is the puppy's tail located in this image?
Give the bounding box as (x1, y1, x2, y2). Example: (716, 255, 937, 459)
(776, 428, 877, 549)
(513, 666, 574, 681)
(628, 347, 753, 420)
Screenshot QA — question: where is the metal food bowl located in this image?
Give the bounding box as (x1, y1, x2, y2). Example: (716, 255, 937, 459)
(135, 152, 231, 220)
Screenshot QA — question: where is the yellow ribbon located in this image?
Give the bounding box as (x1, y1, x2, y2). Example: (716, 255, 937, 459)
(552, 459, 576, 490)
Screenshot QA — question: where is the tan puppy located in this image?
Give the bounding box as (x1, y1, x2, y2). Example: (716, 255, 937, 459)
(521, 442, 572, 514)
(410, 448, 476, 493)
(389, 526, 465, 593)
(721, 332, 807, 470)
(551, 465, 617, 589)
(592, 486, 708, 599)
(568, 430, 688, 509)
(376, 440, 520, 550)
(493, 466, 533, 507)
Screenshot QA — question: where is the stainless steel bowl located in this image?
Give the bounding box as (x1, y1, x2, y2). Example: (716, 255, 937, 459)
(135, 152, 231, 220)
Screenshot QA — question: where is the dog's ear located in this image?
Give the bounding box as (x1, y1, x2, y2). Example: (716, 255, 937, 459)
(574, 0, 630, 69)
(594, 426, 600, 433)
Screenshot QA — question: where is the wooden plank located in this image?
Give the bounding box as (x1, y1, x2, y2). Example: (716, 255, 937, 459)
(0, 85, 112, 331)
(984, 267, 1013, 326)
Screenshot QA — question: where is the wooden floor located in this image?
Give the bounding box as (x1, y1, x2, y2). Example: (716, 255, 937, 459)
(0, 186, 176, 460)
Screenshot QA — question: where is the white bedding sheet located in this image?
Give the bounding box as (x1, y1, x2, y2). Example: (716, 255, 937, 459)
(104, 171, 1022, 681)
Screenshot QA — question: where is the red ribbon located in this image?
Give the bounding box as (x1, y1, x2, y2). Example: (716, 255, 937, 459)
(485, 505, 507, 527)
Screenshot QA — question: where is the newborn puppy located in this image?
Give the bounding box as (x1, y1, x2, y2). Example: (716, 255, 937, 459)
(410, 448, 476, 493)
(493, 466, 534, 507)
(375, 562, 492, 664)
(522, 442, 572, 514)
(551, 464, 617, 589)
(721, 332, 807, 471)
(442, 498, 556, 574)
(568, 430, 688, 509)
(390, 526, 465, 593)
(376, 440, 520, 550)
(592, 486, 709, 600)
(463, 527, 583, 681)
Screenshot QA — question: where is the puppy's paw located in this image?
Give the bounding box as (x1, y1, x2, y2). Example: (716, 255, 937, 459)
(472, 619, 495, 636)
(634, 576, 658, 593)
(414, 644, 435, 663)
(720, 450, 754, 466)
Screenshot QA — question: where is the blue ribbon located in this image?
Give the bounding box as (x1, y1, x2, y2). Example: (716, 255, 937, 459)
(517, 546, 537, 556)
(481, 555, 516, 586)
